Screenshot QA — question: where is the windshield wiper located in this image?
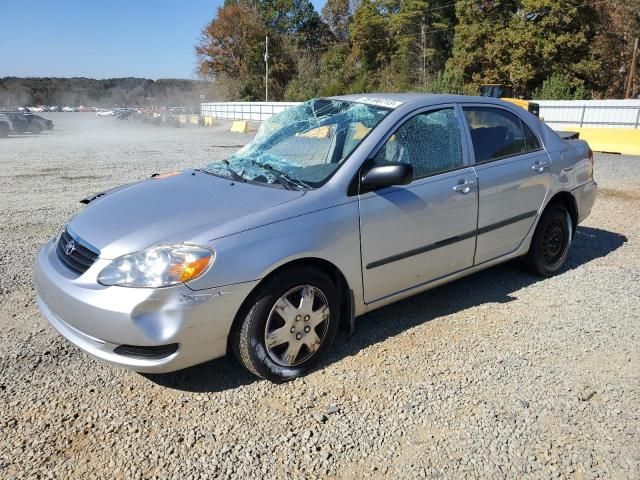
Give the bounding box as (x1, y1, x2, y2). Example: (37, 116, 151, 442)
(222, 159, 245, 182)
(250, 160, 310, 190)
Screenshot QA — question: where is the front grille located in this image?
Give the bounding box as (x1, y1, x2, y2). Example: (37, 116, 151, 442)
(56, 228, 99, 275)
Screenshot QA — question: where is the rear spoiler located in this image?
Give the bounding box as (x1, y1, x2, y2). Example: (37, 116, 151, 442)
(556, 131, 580, 140)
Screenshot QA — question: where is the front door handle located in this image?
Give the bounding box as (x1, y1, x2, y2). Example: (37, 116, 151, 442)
(453, 180, 477, 194)
(531, 161, 549, 172)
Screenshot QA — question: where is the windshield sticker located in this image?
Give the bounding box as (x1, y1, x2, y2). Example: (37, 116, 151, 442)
(354, 97, 403, 109)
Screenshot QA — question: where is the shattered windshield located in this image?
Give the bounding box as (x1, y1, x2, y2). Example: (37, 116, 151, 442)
(201, 99, 390, 189)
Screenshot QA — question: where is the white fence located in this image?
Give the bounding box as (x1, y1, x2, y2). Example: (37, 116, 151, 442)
(200, 102, 300, 121)
(201, 99, 640, 129)
(537, 100, 640, 129)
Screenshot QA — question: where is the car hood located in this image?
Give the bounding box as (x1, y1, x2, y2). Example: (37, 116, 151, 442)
(68, 170, 304, 259)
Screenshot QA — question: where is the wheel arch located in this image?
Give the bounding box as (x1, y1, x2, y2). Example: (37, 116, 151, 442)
(229, 257, 356, 348)
(545, 190, 578, 236)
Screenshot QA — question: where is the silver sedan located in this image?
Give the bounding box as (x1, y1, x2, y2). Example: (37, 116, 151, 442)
(34, 94, 597, 382)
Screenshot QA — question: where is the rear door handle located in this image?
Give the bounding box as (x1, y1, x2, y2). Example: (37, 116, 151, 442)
(453, 180, 477, 194)
(531, 161, 549, 172)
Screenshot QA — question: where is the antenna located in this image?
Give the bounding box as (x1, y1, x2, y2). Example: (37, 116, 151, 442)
(421, 21, 427, 88)
(626, 38, 638, 99)
(264, 36, 269, 102)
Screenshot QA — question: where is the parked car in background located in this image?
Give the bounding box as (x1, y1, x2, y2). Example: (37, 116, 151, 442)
(62, 106, 77, 112)
(0, 112, 39, 134)
(0, 113, 11, 138)
(23, 113, 53, 131)
(48, 106, 60, 112)
(96, 110, 115, 117)
(115, 108, 135, 120)
(0, 112, 52, 134)
(34, 94, 597, 382)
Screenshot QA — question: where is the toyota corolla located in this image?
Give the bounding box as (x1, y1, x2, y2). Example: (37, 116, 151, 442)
(34, 94, 597, 382)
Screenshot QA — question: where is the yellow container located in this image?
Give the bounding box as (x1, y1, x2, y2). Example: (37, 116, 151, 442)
(563, 126, 640, 155)
(230, 120, 250, 133)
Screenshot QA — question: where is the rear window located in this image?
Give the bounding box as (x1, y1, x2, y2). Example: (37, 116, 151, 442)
(463, 107, 540, 163)
(522, 120, 541, 151)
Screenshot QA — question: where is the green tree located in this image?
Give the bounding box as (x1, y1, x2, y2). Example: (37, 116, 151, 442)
(423, 69, 471, 94)
(235, 0, 330, 48)
(590, 1, 640, 97)
(533, 73, 586, 100)
(196, 4, 268, 100)
(507, 0, 599, 95)
(388, 0, 455, 88)
(349, 0, 391, 77)
(284, 54, 323, 100)
(447, 0, 519, 92)
(448, 0, 601, 97)
(318, 45, 358, 96)
(196, 0, 639, 101)
(346, 0, 457, 92)
(322, 0, 351, 41)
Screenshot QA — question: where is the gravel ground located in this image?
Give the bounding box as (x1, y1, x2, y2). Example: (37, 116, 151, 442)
(1, 113, 638, 479)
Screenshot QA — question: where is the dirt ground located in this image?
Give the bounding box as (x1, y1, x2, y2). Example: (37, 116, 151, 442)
(0, 113, 638, 479)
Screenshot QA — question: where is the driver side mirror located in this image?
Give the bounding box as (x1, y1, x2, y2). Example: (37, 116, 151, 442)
(361, 162, 413, 188)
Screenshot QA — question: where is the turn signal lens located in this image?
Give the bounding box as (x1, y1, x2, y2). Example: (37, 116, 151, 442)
(169, 256, 212, 282)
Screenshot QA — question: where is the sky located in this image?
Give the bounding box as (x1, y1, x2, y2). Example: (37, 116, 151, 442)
(0, 0, 325, 79)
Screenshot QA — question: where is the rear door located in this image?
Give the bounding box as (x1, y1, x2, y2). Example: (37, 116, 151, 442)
(359, 106, 478, 304)
(462, 106, 551, 264)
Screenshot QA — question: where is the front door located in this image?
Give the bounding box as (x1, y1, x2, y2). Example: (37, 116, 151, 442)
(461, 106, 552, 264)
(359, 106, 479, 304)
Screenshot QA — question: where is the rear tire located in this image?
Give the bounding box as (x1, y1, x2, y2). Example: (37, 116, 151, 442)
(525, 204, 572, 277)
(231, 267, 340, 382)
(0, 124, 9, 138)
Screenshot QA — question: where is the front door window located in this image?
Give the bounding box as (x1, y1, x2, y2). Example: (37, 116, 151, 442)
(371, 108, 464, 179)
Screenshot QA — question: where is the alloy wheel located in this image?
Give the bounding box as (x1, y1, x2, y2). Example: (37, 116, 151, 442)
(264, 285, 330, 367)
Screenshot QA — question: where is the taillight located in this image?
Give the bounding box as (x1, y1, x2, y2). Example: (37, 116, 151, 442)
(588, 148, 594, 179)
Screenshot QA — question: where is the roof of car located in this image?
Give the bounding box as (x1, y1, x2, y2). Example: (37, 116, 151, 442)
(329, 92, 506, 109)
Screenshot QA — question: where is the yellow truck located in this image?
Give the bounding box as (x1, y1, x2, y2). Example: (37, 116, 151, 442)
(479, 84, 540, 117)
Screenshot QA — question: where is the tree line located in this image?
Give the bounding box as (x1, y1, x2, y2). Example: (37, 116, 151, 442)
(0, 77, 211, 108)
(196, 0, 640, 101)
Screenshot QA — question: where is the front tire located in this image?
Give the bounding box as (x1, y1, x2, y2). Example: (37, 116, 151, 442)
(231, 267, 340, 382)
(525, 204, 572, 277)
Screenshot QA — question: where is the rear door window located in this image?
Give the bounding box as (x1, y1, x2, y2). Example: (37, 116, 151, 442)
(463, 107, 532, 163)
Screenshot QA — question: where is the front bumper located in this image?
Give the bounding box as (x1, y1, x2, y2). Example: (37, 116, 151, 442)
(34, 239, 258, 373)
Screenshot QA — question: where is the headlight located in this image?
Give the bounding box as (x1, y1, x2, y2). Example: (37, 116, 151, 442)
(97, 244, 214, 288)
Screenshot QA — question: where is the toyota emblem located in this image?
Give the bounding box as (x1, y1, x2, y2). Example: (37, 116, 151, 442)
(65, 239, 76, 256)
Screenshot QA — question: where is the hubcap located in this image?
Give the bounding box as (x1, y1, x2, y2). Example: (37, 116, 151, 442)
(541, 219, 565, 265)
(264, 285, 330, 367)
